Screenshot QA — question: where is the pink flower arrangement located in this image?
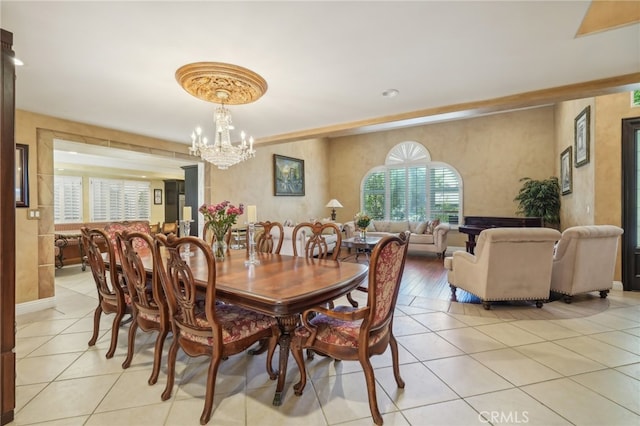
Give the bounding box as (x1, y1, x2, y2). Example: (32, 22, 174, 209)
(199, 201, 244, 243)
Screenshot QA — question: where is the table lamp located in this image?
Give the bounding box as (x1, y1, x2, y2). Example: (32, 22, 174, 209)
(325, 199, 343, 221)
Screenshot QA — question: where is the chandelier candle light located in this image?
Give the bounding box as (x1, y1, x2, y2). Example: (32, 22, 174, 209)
(176, 62, 267, 170)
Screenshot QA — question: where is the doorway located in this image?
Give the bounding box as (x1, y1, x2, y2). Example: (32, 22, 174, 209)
(621, 116, 640, 291)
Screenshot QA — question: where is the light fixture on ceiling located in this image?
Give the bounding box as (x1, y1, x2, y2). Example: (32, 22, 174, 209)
(176, 62, 268, 170)
(325, 199, 343, 221)
(382, 89, 399, 98)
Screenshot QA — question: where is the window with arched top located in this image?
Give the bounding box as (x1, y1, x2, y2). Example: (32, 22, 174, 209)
(361, 142, 462, 223)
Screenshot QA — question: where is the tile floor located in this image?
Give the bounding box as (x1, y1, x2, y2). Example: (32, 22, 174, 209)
(11, 263, 640, 425)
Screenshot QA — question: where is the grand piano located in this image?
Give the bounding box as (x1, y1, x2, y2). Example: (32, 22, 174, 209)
(459, 216, 543, 254)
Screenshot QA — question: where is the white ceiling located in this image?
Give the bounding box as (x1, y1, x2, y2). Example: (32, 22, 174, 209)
(2, 1, 640, 151)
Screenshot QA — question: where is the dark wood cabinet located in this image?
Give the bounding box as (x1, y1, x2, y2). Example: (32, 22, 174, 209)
(164, 179, 185, 224)
(182, 165, 198, 236)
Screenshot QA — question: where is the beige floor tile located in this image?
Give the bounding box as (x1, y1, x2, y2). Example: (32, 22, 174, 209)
(585, 312, 640, 331)
(624, 327, 640, 337)
(376, 362, 458, 409)
(396, 332, 464, 361)
(166, 391, 245, 426)
(96, 369, 169, 412)
(571, 369, 640, 415)
(16, 352, 82, 385)
(510, 319, 580, 340)
(57, 349, 133, 380)
(15, 383, 47, 412)
(465, 388, 571, 425)
(522, 378, 640, 425)
(475, 322, 546, 347)
(412, 311, 468, 331)
(172, 353, 248, 400)
(246, 383, 326, 426)
(15, 335, 53, 359)
(16, 318, 80, 338)
(392, 315, 431, 336)
(313, 371, 397, 424)
(436, 327, 506, 353)
(553, 335, 640, 367)
(514, 341, 607, 376)
(86, 402, 171, 425)
(401, 399, 486, 426)
(548, 317, 614, 335)
(14, 374, 120, 424)
(589, 330, 640, 354)
(425, 355, 513, 397)
(28, 331, 98, 357)
(471, 348, 562, 386)
(616, 363, 640, 380)
(448, 313, 507, 326)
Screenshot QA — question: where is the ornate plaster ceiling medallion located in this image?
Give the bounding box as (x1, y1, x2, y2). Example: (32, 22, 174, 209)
(175, 62, 268, 105)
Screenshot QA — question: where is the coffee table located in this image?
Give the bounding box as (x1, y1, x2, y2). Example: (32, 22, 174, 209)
(341, 236, 383, 263)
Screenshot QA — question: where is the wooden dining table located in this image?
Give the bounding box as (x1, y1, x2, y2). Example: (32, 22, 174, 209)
(117, 247, 369, 406)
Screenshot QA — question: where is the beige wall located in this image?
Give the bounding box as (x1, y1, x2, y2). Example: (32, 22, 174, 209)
(201, 137, 332, 228)
(328, 107, 556, 246)
(15, 110, 191, 304)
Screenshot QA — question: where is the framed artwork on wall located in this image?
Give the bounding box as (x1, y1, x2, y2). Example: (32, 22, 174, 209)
(16, 144, 29, 207)
(574, 105, 590, 167)
(273, 154, 305, 196)
(154, 188, 163, 205)
(560, 146, 572, 196)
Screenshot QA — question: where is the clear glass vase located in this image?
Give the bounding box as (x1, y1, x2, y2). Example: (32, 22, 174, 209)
(359, 229, 367, 240)
(213, 239, 227, 261)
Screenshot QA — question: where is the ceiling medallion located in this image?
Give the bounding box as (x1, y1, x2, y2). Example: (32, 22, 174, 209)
(175, 62, 267, 105)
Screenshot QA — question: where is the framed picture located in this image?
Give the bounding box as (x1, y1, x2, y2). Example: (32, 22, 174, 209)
(574, 105, 590, 167)
(154, 188, 163, 204)
(560, 146, 572, 196)
(273, 154, 305, 196)
(15, 144, 29, 207)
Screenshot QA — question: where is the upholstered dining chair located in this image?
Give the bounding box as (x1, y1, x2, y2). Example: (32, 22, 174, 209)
(445, 227, 561, 310)
(154, 233, 280, 425)
(254, 221, 284, 254)
(291, 232, 410, 426)
(104, 220, 152, 250)
(115, 230, 170, 385)
(161, 221, 179, 235)
(550, 225, 623, 303)
(81, 227, 131, 359)
(292, 221, 342, 259)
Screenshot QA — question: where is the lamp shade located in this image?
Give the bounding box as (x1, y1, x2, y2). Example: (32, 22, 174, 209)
(325, 199, 343, 208)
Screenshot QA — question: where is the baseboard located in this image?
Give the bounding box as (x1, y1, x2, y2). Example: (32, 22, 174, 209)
(16, 296, 56, 316)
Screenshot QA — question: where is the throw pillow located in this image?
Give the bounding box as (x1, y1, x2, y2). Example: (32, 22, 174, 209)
(389, 221, 409, 233)
(427, 219, 441, 234)
(415, 222, 428, 234)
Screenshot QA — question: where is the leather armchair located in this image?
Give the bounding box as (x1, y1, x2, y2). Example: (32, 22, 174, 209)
(550, 225, 623, 303)
(445, 227, 561, 309)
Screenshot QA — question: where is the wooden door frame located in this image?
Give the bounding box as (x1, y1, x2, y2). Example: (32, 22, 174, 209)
(0, 28, 16, 425)
(621, 116, 640, 291)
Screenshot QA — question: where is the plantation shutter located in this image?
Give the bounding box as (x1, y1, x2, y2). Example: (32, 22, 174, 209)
(362, 170, 386, 220)
(90, 178, 150, 221)
(429, 166, 460, 223)
(54, 175, 83, 223)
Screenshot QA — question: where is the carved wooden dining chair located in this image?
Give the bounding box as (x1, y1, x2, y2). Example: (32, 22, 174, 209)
(291, 232, 410, 426)
(81, 227, 131, 359)
(161, 221, 179, 235)
(115, 230, 170, 385)
(254, 221, 284, 254)
(154, 233, 280, 425)
(292, 221, 342, 260)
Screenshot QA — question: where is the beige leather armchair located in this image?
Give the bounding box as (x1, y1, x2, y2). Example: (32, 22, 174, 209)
(550, 225, 623, 303)
(444, 227, 561, 310)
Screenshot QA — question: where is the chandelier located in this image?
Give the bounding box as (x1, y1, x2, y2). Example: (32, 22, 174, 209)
(176, 62, 267, 170)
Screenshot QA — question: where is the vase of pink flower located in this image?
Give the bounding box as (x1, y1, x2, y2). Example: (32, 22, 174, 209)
(199, 201, 244, 260)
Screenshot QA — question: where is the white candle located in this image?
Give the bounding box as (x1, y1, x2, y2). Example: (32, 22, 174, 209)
(247, 205, 257, 223)
(183, 206, 192, 221)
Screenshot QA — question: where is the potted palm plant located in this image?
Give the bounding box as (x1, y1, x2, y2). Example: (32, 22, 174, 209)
(514, 177, 560, 228)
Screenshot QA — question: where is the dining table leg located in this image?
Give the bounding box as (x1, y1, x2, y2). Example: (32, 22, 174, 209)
(272, 315, 299, 406)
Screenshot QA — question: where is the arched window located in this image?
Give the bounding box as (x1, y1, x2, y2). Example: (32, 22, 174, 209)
(361, 142, 462, 223)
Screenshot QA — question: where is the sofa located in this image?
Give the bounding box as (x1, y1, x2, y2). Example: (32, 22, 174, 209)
(343, 219, 450, 257)
(444, 227, 561, 309)
(550, 225, 623, 303)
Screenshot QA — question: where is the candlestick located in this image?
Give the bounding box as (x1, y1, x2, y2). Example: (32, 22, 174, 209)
(247, 205, 257, 223)
(183, 206, 192, 222)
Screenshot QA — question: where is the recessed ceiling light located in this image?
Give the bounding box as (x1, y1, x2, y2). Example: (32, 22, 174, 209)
(382, 89, 399, 98)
